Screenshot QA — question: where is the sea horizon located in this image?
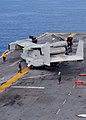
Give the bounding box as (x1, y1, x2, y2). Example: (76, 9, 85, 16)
(0, 0, 86, 55)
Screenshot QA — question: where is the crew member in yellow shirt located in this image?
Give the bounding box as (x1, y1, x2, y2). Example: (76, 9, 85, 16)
(2, 53, 6, 62)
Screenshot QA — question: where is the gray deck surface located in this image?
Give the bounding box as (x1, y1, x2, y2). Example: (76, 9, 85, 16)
(0, 33, 86, 120)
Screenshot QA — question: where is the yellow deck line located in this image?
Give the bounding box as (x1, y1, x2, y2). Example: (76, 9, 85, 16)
(0, 67, 30, 93)
(65, 33, 76, 41)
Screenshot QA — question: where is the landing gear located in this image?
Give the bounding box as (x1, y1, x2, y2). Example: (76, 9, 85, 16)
(30, 65, 34, 69)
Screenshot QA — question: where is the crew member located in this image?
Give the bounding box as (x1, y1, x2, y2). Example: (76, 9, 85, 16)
(67, 37, 73, 52)
(2, 52, 6, 62)
(57, 71, 61, 84)
(18, 62, 22, 73)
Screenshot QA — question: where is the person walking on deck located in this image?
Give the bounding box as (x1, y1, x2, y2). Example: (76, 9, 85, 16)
(18, 62, 22, 73)
(2, 53, 6, 62)
(57, 71, 61, 84)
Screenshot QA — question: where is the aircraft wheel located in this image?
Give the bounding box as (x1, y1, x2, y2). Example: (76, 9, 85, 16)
(30, 65, 34, 69)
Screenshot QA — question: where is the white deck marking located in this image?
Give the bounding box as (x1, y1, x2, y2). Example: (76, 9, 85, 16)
(77, 114, 86, 118)
(63, 99, 66, 105)
(9, 60, 20, 67)
(23, 73, 55, 79)
(73, 85, 75, 88)
(68, 91, 71, 96)
(11, 86, 45, 89)
(56, 109, 61, 115)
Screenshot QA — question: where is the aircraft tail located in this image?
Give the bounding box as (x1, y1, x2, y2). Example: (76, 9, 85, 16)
(43, 42, 50, 66)
(76, 40, 84, 59)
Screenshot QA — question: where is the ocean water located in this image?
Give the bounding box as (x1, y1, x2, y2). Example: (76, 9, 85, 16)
(0, 0, 86, 55)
